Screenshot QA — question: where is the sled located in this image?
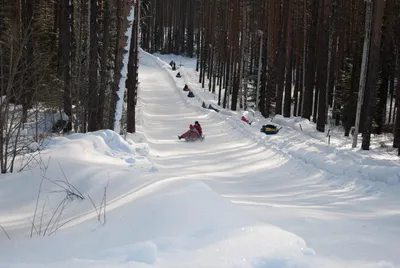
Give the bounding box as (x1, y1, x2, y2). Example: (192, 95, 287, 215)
(260, 124, 282, 135)
(182, 133, 205, 142)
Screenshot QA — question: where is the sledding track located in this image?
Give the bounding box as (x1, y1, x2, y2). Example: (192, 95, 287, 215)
(136, 53, 400, 265)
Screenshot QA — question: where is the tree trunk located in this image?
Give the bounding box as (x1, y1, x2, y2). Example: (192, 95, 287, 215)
(127, 0, 139, 133)
(302, 0, 318, 120)
(275, 0, 289, 115)
(316, 0, 332, 132)
(375, 0, 394, 134)
(361, 0, 386, 150)
(88, 0, 99, 132)
(108, 0, 123, 129)
(294, 55, 301, 116)
(283, 0, 293, 118)
(98, 0, 110, 129)
(393, 64, 400, 148)
(113, 3, 134, 134)
(60, 0, 72, 125)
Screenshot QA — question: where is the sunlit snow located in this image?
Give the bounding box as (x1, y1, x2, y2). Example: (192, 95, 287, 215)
(0, 49, 399, 268)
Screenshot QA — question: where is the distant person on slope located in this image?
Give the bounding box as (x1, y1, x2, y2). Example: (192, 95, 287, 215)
(241, 116, 249, 124)
(187, 90, 195, 98)
(169, 60, 176, 70)
(178, 121, 203, 141)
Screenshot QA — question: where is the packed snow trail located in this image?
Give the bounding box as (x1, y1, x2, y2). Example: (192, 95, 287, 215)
(137, 53, 400, 266)
(0, 52, 398, 268)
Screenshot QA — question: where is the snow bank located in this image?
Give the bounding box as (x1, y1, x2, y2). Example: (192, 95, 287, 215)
(224, 113, 400, 189)
(0, 129, 155, 238)
(41, 130, 152, 165)
(262, 115, 400, 187)
(1, 180, 389, 267)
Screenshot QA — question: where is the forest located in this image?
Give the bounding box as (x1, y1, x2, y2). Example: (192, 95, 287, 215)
(0, 0, 399, 173)
(141, 0, 399, 152)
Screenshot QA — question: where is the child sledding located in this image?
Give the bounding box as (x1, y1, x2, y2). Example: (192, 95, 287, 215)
(178, 121, 204, 142)
(182, 84, 194, 97)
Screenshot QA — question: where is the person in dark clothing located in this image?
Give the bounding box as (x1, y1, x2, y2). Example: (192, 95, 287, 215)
(169, 60, 176, 70)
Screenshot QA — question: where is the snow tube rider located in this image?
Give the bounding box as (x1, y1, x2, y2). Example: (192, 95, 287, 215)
(178, 121, 203, 141)
(260, 124, 281, 135)
(187, 91, 195, 98)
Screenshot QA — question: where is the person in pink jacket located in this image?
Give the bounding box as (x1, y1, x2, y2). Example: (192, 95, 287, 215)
(178, 121, 203, 140)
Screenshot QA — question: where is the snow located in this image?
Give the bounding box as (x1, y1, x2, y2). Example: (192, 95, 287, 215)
(0, 50, 399, 268)
(23, 111, 69, 136)
(114, 6, 135, 135)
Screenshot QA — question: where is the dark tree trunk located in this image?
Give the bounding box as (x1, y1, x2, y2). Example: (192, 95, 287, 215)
(275, 0, 289, 115)
(293, 54, 301, 116)
(88, 0, 99, 131)
(302, 0, 318, 120)
(316, 0, 332, 132)
(283, 0, 293, 118)
(362, 0, 386, 150)
(127, 0, 139, 133)
(60, 0, 72, 126)
(98, 0, 110, 129)
(393, 63, 400, 148)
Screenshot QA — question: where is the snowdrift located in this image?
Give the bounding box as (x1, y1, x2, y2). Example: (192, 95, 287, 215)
(0, 176, 392, 268)
(0, 130, 155, 238)
(258, 115, 400, 187)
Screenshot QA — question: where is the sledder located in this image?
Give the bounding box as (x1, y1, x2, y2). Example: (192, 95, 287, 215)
(241, 115, 254, 125)
(178, 121, 205, 142)
(260, 124, 282, 135)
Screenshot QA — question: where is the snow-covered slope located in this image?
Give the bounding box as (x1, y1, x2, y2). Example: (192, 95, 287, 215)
(0, 50, 399, 268)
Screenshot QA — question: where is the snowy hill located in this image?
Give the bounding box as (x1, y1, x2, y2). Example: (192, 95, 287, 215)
(0, 50, 399, 268)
